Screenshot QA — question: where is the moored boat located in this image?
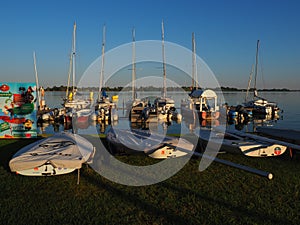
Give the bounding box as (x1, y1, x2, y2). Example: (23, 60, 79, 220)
(154, 97, 182, 122)
(243, 40, 280, 117)
(153, 21, 182, 123)
(62, 23, 92, 113)
(93, 25, 118, 122)
(73, 108, 93, 123)
(181, 89, 220, 121)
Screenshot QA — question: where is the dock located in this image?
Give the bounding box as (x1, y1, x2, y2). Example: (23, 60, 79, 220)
(256, 127, 300, 145)
(130, 113, 158, 123)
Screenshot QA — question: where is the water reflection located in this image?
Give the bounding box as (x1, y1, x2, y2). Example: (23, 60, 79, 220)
(38, 91, 299, 134)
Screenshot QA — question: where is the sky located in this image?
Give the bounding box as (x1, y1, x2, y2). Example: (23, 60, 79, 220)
(0, 0, 299, 89)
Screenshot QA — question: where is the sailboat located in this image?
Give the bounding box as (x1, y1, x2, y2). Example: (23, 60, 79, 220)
(34, 52, 66, 123)
(180, 33, 220, 122)
(9, 131, 95, 184)
(91, 25, 118, 122)
(243, 40, 280, 116)
(152, 21, 182, 122)
(62, 23, 93, 124)
(63, 23, 92, 111)
(128, 28, 156, 123)
(106, 127, 194, 158)
(198, 127, 287, 157)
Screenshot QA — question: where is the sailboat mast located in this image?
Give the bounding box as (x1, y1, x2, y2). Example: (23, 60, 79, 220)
(245, 64, 254, 102)
(253, 39, 260, 97)
(161, 20, 167, 99)
(192, 32, 198, 89)
(72, 22, 76, 95)
(66, 53, 72, 99)
(98, 25, 106, 102)
(131, 28, 136, 100)
(33, 51, 40, 108)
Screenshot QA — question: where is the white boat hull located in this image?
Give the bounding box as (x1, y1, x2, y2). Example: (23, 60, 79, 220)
(9, 132, 95, 176)
(16, 163, 76, 176)
(146, 137, 194, 159)
(199, 128, 287, 157)
(107, 128, 194, 159)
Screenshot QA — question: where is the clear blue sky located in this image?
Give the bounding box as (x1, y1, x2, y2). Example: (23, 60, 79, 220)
(0, 0, 299, 89)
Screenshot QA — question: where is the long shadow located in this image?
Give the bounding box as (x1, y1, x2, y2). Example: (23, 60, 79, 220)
(0, 138, 39, 172)
(159, 175, 296, 225)
(81, 138, 297, 225)
(81, 136, 189, 223)
(82, 169, 189, 225)
(2, 136, 297, 224)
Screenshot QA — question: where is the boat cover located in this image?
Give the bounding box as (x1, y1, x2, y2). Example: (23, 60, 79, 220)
(190, 89, 217, 98)
(9, 132, 94, 172)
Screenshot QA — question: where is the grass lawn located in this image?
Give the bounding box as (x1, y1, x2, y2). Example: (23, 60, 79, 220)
(0, 136, 300, 225)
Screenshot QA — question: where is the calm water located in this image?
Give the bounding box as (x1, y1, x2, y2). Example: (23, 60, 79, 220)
(40, 91, 300, 135)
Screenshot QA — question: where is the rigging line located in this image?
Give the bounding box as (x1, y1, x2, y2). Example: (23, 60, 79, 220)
(33, 51, 40, 108)
(66, 53, 72, 99)
(132, 27, 136, 100)
(245, 64, 254, 102)
(72, 22, 76, 96)
(253, 40, 259, 94)
(259, 50, 266, 90)
(98, 24, 106, 102)
(161, 20, 167, 99)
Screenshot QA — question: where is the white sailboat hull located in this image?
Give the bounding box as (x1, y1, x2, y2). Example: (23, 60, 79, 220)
(146, 137, 194, 159)
(9, 132, 95, 176)
(199, 128, 287, 157)
(106, 128, 194, 159)
(16, 164, 76, 176)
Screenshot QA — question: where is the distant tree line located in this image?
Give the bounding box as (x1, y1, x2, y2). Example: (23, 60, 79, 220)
(44, 85, 293, 92)
(218, 87, 291, 92)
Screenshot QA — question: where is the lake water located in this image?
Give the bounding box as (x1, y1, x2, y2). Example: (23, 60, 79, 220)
(39, 91, 300, 135)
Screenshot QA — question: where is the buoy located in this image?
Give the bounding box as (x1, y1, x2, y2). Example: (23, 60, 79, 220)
(90, 112, 97, 121)
(177, 113, 182, 122)
(158, 113, 165, 121)
(113, 114, 118, 121)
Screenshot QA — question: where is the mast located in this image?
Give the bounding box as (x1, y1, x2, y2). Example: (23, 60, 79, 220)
(72, 22, 76, 95)
(161, 20, 167, 99)
(253, 39, 260, 97)
(245, 64, 254, 102)
(66, 53, 72, 99)
(131, 27, 136, 100)
(192, 32, 198, 89)
(98, 25, 106, 102)
(33, 51, 40, 108)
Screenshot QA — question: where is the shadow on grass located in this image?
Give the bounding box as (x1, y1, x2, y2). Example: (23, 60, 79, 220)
(83, 139, 297, 225)
(82, 168, 188, 224)
(160, 178, 293, 225)
(0, 139, 38, 172)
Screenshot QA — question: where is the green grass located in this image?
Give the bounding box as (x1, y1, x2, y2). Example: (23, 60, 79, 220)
(0, 137, 300, 225)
